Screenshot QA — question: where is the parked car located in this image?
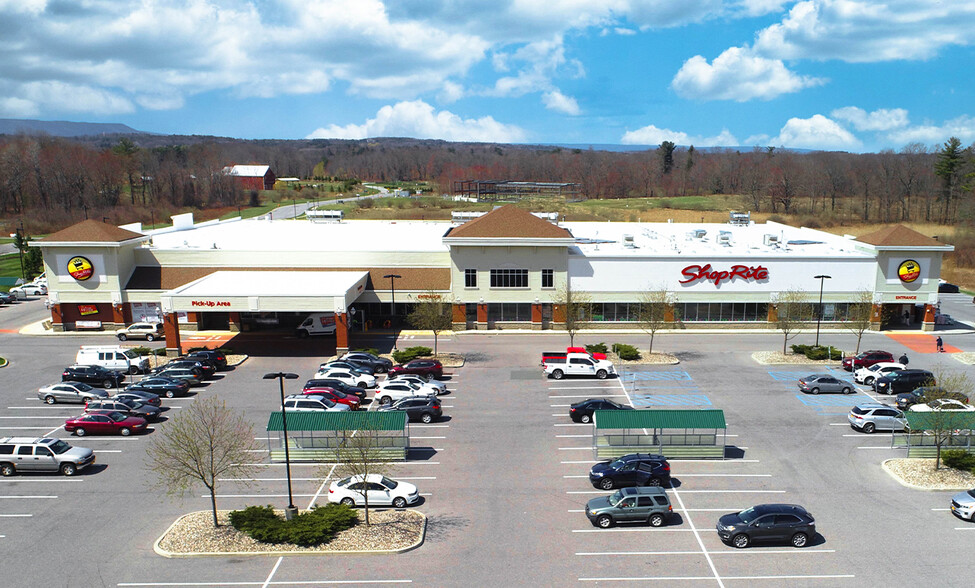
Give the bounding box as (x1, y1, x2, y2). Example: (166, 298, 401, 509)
(585, 486, 673, 528)
(303, 379, 366, 401)
(151, 367, 202, 386)
(313, 368, 376, 389)
(716, 504, 816, 548)
(320, 360, 374, 376)
(798, 374, 854, 395)
(126, 375, 190, 398)
(327, 473, 420, 508)
(301, 387, 361, 409)
(8, 283, 47, 298)
(37, 382, 110, 405)
(64, 411, 148, 436)
(112, 389, 162, 407)
(185, 349, 229, 370)
(283, 394, 349, 412)
(589, 454, 671, 489)
(896, 387, 968, 411)
(85, 398, 161, 421)
(0, 437, 95, 477)
(848, 403, 907, 433)
(389, 373, 447, 395)
(854, 362, 906, 385)
(909, 398, 975, 412)
(841, 350, 894, 371)
(569, 398, 633, 423)
(374, 380, 437, 406)
(950, 489, 975, 521)
(115, 322, 164, 342)
(939, 281, 961, 293)
(378, 396, 443, 423)
(388, 359, 443, 381)
(340, 351, 393, 373)
(61, 365, 126, 388)
(874, 369, 935, 395)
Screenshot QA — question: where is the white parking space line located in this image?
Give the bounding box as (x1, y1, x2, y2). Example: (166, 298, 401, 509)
(576, 549, 836, 556)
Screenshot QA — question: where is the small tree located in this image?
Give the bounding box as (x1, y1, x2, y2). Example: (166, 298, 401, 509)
(333, 425, 395, 526)
(406, 292, 453, 355)
(638, 287, 676, 354)
(841, 289, 875, 354)
(145, 396, 260, 527)
(553, 283, 592, 347)
(773, 288, 814, 354)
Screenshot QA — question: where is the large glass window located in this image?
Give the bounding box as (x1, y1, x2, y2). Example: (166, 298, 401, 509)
(490, 269, 528, 288)
(487, 303, 532, 321)
(541, 269, 554, 289)
(679, 302, 769, 322)
(464, 269, 477, 288)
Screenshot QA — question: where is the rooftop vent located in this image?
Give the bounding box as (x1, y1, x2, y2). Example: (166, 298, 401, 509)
(729, 211, 750, 226)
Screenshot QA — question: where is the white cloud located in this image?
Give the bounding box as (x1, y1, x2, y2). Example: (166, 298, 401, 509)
(886, 115, 975, 146)
(830, 106, 909, 131)
(770, 114, 861, 149)
(305, 100, 527, 142)
(620, 125, 739, 146)
(542, 90, 581, 115)
(671, 47, 825, 101)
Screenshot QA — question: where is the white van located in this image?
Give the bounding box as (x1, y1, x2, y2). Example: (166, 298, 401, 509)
(76, 346, 150, 375)
(295, 313, 336, 338)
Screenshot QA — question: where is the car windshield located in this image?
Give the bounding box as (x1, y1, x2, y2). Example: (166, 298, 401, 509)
(737, 507, 760, 524)
(609, 490, 624, 506)
(380, 476, 398, 489)
(49, 440, 71, 454)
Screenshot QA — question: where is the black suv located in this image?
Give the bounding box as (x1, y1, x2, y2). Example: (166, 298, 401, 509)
(874, 369, 935, 394)
(62, 365, 126, 388)
(304, 379, 366, 401)
(186, 350, 228, 371)
(589, 454, 671, 489)
(717, 504, 816, 548)
(378, 396, 443, 423)
(341, 351, 393, 374)
(569, 398, 632, 423)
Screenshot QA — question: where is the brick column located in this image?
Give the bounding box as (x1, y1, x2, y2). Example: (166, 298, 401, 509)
(162, 312, 182, 357)
(336, 312, 349, 354)
(922, 304, 936, 332)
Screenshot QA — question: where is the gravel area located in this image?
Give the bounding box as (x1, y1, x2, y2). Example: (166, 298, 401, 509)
(752, 351, 842, 366)
(157, 509, 425, 555)
(884, 458, 975, 490)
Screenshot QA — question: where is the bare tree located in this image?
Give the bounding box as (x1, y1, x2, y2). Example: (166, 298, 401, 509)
(841, 289, 875, 354)
(406, 292, 453, 355)
(773, 288, 814, 354)
(638, 286, 676, 354)
(333, 425, 397, 526)
(145, 396, 260, 527)
(553, 282, 592, 347)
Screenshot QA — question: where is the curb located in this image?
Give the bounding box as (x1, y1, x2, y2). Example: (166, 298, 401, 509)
(881, 459, 973, 492)
(153, 510, 426, 558)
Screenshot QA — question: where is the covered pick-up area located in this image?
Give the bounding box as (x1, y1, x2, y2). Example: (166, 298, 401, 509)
(593, 409, 728, 460)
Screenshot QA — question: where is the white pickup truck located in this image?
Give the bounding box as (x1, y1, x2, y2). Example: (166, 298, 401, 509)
(542, 351, 616, 380)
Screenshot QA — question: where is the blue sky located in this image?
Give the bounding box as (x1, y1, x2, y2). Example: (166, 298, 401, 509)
(1, 1, 973, 152)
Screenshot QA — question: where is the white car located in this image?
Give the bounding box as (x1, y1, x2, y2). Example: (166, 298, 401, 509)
(8, 283, 47, 299)
(390, 373, 446, 395)
(283, 394, 349, 412)
(909, 399, 975, 412)
(374, 380, 436, 406)
(327, 474, 420, 508)
(854, 362, 906, 385)
(312, 368, 376, 389)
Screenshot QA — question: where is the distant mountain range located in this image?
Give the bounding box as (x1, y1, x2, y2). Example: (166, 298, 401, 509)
(0, 118, 144, 137)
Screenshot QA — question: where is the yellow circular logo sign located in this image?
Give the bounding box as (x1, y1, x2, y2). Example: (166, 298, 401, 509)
(898, 259, 920, 283)
(67, 256, 94, 281)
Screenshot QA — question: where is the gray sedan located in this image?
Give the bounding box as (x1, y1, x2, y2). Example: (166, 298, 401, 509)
(798, 374, 854, 395)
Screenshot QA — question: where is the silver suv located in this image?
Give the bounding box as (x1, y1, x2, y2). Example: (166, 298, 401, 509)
(848, 403, 907, 433)
(0, 437, 95, 476)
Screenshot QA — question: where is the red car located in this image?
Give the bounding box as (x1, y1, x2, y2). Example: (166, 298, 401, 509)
(302, 387, 361, 409)
(841, 350, 894, 371)
(64, 410, 148, 436)
(388, 359, 443, 381)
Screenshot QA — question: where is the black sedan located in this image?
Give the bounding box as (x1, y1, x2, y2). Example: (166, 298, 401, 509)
(569, 398, 633, 423)
(716, 504, 816, 548)
(378, 396, 443, 423)
(126, 376, 190, 398)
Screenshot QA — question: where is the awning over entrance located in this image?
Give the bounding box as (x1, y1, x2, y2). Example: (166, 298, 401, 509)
(160, 270, 369, 314)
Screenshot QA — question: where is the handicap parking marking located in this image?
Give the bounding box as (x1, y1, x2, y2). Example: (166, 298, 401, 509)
(632, 394, 713, 407)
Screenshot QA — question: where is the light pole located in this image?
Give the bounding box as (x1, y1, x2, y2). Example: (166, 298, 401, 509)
(814, 274, 831, 347)
(263, 371, 299, 519)
(384, 273, 402, 349)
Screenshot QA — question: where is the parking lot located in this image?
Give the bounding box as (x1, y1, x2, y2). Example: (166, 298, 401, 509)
(2, 295, 975, 586)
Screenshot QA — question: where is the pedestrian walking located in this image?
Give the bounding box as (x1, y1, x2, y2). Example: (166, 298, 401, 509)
(936, 336, 944, 352)
(899, 353, 909, 366)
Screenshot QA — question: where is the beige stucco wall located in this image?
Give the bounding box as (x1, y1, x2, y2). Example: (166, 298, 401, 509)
(449, 245, 567, 303)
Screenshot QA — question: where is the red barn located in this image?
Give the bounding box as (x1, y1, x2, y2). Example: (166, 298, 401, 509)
(222, 164, 276, 191)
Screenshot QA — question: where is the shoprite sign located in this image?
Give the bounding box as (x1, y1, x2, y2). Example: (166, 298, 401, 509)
(680, 263, 769, 286)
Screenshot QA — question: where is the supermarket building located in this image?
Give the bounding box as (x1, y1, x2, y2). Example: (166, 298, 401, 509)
(33, 205, 953, 354)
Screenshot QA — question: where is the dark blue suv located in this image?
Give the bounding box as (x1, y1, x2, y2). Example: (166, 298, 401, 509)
(589, 453, 671, 490)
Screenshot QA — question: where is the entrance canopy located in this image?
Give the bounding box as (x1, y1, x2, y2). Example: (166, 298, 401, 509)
(160, 270, 369, 314)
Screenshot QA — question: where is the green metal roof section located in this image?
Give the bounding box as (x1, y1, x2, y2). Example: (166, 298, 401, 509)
(905, 411, 975, 431)
(267, 411, 407, 432)
(595, 409, 727, 430)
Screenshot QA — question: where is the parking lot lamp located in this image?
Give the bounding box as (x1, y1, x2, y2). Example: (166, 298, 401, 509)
(263, 372, 299, 519)
(814, 274, 831, 347)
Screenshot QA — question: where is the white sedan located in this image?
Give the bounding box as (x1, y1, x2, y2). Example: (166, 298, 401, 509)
(388, 373, 446, 395)
(327, 474, 420, 508)
(313, 368, 376, 389)
(374, 380, 436, 406)
(854, 362, 906, 385)
(910, 399, 975, 412)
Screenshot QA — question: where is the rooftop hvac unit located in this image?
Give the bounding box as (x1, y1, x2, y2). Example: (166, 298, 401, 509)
(717, 231, 732, 246)
(729, 211, 751, 226)
(763, 234, 781, 246)
(622, 234, 636, 248)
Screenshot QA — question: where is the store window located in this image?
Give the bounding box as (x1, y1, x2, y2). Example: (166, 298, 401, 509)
(490, 269, 528, 288)
(487, 303, 532, 321)
(541, 269, 554, 289)
(464, 269, 477, 288)
(679, 302, 769, 322)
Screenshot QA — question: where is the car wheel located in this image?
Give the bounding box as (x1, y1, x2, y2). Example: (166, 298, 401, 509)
(551, 369, 564, 380)
(597, 514, 614, 528)
(791, 532, 808, 548)
(45, 395, 56, 405)
(75, 428, 86, 437)
(580, 414, 592, 424)
(599, 478, 614, 490)
(596, 369, 608, 379)
(166, 390, 175, 398)
(810, 387, 820, 395)
(649, 513, 665, 527)
(380, 396, 392, 406)
(732, 533, 750, 548)
(392, 497, 407, 508)
(103, 379, 115, 388)
(120, 428, 132, 436)
(842, 387, 852, 394)
(420, 413, 434, 424)
(1, 463, 15, 477)
(146, 334, 155, 342)
(646, 477, 662, 487)
(340, 497, 355, 506)
(118, 334, 128, 341)
(60, 463, 77, 476)
(863, 422, 876, 434)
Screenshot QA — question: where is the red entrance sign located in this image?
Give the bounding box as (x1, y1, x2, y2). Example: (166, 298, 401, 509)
(190, 300, 232, 307)
(680, 264, 769, 286)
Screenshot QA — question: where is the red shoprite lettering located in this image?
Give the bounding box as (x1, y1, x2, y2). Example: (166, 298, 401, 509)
(679, 264, 769, 286)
